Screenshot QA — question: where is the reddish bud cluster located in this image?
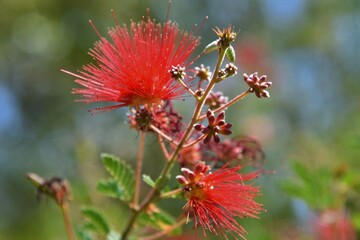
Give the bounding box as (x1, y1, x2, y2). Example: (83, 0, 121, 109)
(194, 110, 232, 144)
(243, 72, 272, 98)
(128, 102, 182, 135)
(219, 63, 238, 78)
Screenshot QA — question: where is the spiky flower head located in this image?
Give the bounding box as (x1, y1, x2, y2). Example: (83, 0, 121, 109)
(213, 25, 237, 48)
(63, 14, 200, 112)
(176, 162, 264, 239)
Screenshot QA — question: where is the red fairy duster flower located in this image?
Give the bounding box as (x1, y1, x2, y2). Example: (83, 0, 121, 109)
(62, 13, 200, 111)
(315, 210, 356, 240)
(176, 162, 264, 239)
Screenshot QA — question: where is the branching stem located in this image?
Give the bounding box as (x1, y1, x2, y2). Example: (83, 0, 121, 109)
(121, 47, 227, 240)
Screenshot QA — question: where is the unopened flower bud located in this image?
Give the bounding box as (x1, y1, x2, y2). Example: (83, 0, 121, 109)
(181, 168, 195, 181)
(176, 175, 188, 185)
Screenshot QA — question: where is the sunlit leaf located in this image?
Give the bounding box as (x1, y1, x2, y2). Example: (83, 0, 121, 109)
(100, 153, 135, 202)
(143, 174, 155, 188)
(204, 40, 219, 54)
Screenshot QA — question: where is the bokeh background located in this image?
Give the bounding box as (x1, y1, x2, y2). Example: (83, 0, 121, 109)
(1, 0, 359, 239)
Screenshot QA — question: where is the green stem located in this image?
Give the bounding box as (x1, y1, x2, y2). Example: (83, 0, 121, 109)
(121, 47, 227, 240)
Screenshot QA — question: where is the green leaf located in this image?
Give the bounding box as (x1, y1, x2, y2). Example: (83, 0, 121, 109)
(225, 45, 236, 62)
(107, 230, 120, 240)
(97, 179, 128, 200)
(155, 175, 170, 190)
(138, 205, 181, 236)
(100, 153, 135, 202)
(143, 175, 155, 188)
(82, 207, 110, 234)
(204, 40, 219, 54)
(76, 227, 93, 240)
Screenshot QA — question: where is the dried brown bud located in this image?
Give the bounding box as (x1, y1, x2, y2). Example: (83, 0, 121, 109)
(27, 173, 71, 205)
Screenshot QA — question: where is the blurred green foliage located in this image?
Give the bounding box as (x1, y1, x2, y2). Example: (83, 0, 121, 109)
(1, 0, 360, 239)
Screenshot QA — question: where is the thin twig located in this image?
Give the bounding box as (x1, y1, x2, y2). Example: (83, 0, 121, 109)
(198, 89, 251, 122)
(149, 125, 177, 145)
(160, 188, 183, 198)
(178, 78, 196, 97)
(182, 135, 206, 149)
(157, 135, 170, 160)
(138, 218, 187, 240)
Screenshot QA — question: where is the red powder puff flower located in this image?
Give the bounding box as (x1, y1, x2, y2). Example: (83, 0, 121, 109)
(176, 162, 264, 239)
(62, 12, 200, 112)
(315, 209, 356, 240)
